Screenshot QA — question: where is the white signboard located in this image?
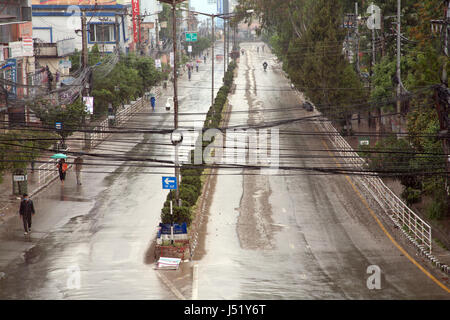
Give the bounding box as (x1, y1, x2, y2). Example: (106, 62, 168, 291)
(155, 59, 161, 69)
(22, 36, 33, 57)
(59, 60, 72, 69)
(9, 42, 23, 58)
(169, 52, 174, 67)
(0, 45, 4, 61)
(13, 175, 27, 182)
(83, 96, 94, 114)
(187, 45, 192, 53)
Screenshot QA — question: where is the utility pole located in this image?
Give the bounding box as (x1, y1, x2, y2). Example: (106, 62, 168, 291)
(355, 3, 359, 64)
(227, 17, 230, 66)
(396, 0, 402, 135)
(380, 12, 386, 57)
(223, 19, 227, 73)
(156, 18, 160, 51)
(443, 0, 449, 86)
(432, 1, 450, 213)
(355, 2, 361, 75)
(212, 16, 215, 113)
(115, 14, 120, 53)
(172, 4, 180, 205)
(81, 10, 88, 69)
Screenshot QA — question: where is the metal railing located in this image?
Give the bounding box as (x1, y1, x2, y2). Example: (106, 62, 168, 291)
(316, 119, 433, 253)
(89, 97, 147, 148)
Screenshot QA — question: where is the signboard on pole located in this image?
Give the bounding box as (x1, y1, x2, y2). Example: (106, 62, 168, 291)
(169, 52, 174, 67)
(132, 0, 140, 44)
(5, 59, 16, 99)
(162, 176, 177, 189)
(358, 137, 370, 146)
(83, 96, 94, 114)
(13, 175, 27, 182)
(22, 36, 34, 57)
(185, 32, 198, 42)
(155, 59, 161, 69)
(187, 45, 192, 53)
(9, 42, 23, 58)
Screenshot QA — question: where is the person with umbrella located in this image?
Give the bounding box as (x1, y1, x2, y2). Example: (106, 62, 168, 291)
(55, 156, 68, 185)
(150, 95, 156, 112)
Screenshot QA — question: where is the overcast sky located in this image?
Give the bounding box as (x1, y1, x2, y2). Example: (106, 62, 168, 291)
(189, 0, 218, 16)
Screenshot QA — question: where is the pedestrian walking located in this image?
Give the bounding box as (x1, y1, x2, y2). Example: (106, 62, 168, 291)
(196, 62, 199, 72)
(74, 156, 83, 185)
(188, 68, 192, 81)
(150, 96, 156, 111)
(57, 158, 68, 184)
(19, 193, 35, 235)
(203, 55, 207, 63)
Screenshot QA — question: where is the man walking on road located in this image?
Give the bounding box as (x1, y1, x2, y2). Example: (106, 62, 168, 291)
(19, 193, 35, 235)
(74, 156, 83, 185)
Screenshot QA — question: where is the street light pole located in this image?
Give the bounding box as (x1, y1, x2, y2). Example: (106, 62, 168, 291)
(227, 18, 230, 66)
(172, 4, 180, 205)
(212, 16, 215, 112)
(224, 19, 227, 73)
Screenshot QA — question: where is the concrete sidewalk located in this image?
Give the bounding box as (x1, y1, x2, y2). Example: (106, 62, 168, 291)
(0, 88, 165, 228)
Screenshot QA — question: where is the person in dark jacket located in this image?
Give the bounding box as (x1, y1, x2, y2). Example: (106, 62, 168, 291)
(19, 193, 35, 235)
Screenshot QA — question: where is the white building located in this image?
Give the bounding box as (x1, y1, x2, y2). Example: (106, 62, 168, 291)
(32, 1, 132, 53)
(139, 0, 162, 49)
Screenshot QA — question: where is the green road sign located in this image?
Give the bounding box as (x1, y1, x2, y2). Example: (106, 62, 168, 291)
(185, 32, 198, 42)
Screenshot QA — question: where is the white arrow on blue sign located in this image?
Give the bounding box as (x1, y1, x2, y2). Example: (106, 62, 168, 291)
(162, 176, 177, 190)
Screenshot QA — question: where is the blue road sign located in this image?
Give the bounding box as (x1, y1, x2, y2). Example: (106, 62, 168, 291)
(162, 176, 177, 190)
(55, 122, 62, 130)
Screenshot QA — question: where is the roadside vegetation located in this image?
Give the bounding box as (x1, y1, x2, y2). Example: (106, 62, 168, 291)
(235, 0, 449, 220)
(160, 61, 237, 226)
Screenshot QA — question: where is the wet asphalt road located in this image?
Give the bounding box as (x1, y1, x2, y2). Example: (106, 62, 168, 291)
(1, 41, 448, 300)
(0, 43, 225, 299)
(194, 42, 450, 299)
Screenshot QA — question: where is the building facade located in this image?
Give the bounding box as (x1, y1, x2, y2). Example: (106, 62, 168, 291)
(31, 0, 131, 54)
(0, 0, 34, 124)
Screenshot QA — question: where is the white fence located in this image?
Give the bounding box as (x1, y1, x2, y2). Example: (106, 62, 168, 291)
(32, 88, 163, 196)
(315, 119, 433, 253)
(89, 97, 146, 148)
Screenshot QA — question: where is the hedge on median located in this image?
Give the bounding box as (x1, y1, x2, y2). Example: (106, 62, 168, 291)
(160, 61, 237, 226)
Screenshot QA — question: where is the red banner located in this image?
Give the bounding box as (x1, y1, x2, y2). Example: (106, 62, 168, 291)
(132, 0, 140, 44)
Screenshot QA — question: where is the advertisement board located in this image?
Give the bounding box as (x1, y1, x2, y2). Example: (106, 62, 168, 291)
(5, 59, 17, 99)
(132, 0, 140, 44)
(32, 0, 117, 4)
(9, 42, 23, 58)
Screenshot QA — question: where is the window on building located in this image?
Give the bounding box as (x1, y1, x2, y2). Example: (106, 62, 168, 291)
(89, 24, 116, 43)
